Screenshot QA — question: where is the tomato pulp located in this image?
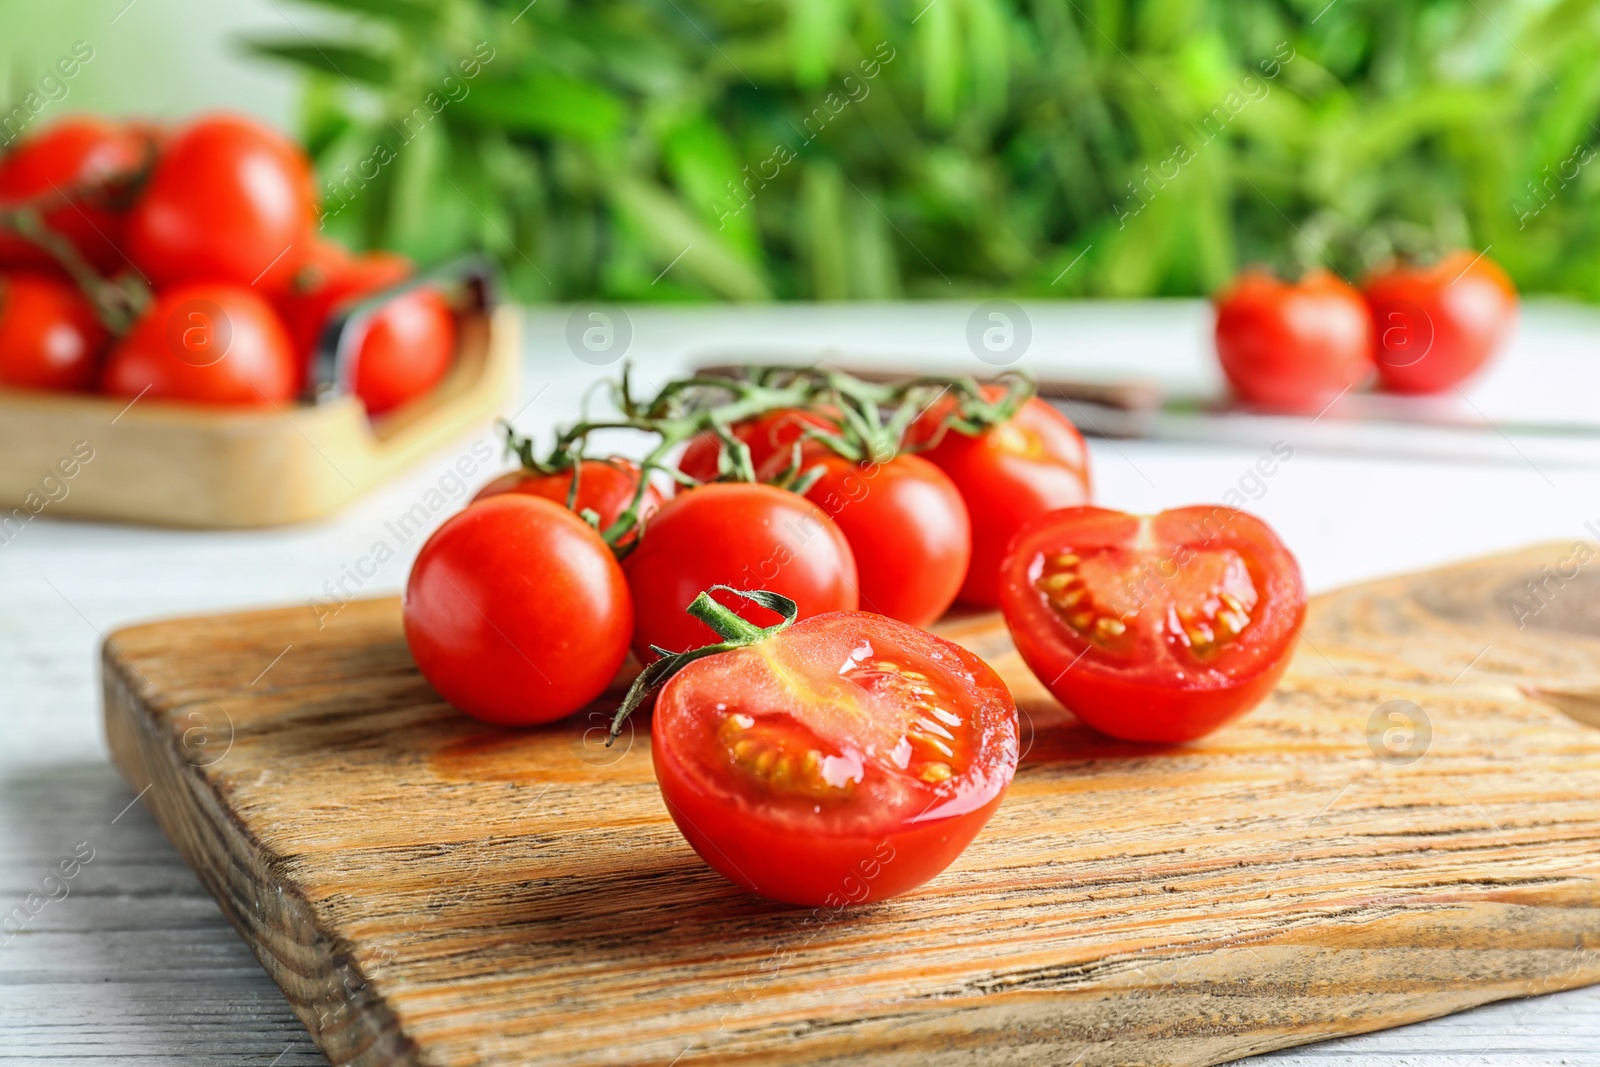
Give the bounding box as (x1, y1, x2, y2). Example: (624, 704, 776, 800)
(624, 483, 858, 660)
(1214, 269, 1373, 413)
(907, 391, 1091, 607)
(1000, 505, 1306, 743)
(404, 495, 633, 726)
(1363, 252, 1518, 395)
(652, 610, 1018, 905)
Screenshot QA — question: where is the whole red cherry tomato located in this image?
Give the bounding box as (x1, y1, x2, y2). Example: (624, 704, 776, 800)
(1214, 269, 1373, 412)
(624, 483, 858, 660)
(274, 239, 410, 366)
(646, 592, 1018, 906)
(1000, 505, 1306, 744)
(906, 389, 1091, 608)
(763, 445, 969, 627)
(125, 114, 316, 289)
(100, 283, 297, 405)
(350, 287, 455, 415)
(404, 495, 633, 726)
(1363, 252, 1518, 395)
(678, 407, 836, 483)
(0, 117, 150, 273)
(474, 458, 663, 538)
(0, 272, 107, 390)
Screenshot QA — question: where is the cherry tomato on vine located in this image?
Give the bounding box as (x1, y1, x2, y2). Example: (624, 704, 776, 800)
(647, 594, 1018, 906)
(1214, 269, 1373, 412)
(404, 495, 633, 726)
(623, 483, 858, 660)
(0, 272, 107, 390)
(100, 282, 297, 405)
(1000, 505, 1306, 744)
(125, 114, 316, 289)
(678, 407, 836, 483)
(761, 445, 969, 628)
(1363, 252, 1518, 395)
(473, 458, 663, 538)
(0, 116, 150, 274)
(905, 389, 1091, 608)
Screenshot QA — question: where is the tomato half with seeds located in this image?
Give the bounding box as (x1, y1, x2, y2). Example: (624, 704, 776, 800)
(624, 483, 858, 660)
(677, 407, 836, 484)
(761, 445, 969, 628)
(1000, 505, 1306, 743)
(906, 390, 1091, 608)
(473, 458, 662, 538)
(652, 606, 1018, 905)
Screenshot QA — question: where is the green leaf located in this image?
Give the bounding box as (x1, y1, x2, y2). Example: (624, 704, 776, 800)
(455, 73, 626, 142)
(242, 40, 393, 86)
(277, 0, 437, 29)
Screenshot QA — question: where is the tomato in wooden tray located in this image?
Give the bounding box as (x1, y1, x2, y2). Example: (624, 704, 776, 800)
(0, 272, 107, 390)
(624, 483, 858, 661)
(1000, 505, 1305, 743)
(404, 495, 632, 726)
(100, 282, 297, 404)
(761, 444, 969, 628)
(1363, 252, 1517, 395)
(906, 389, 1091, 608)
(625, 588, 1018, 906)
(1214, 269, 1373, 412)
(474, 458, 662, 538)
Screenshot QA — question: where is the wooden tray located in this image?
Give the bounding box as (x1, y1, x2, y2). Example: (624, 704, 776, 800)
(102, 544, 1600, 1066)
(0, 303, 517, 529)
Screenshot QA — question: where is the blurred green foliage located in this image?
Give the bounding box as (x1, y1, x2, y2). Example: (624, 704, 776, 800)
(246, 0, 1600, 301)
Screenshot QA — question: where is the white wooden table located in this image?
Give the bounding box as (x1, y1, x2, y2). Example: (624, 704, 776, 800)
(3, 301, 1598, 1065)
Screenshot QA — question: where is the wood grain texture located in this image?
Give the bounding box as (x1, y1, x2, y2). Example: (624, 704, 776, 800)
(0, 306, 517, 530)
(101, 543, 1600, 1067)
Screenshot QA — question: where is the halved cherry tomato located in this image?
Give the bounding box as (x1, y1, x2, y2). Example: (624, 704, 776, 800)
(0, 117, 150, 274)
(678, 407, 836, 483)
(125, 113, 316, 289)
(404, 495, 632, 726)
(473, 458, 663, 537)
(762, 445, 969, 627)
(1000, 505, 1305, 743)
(0, 272, 107, 390)
(1363, 252, 1518, 395)
(1214, 269, 1373, 412)
(906, 389, 1091, 608)
(653, 605, 1018, 905)
(100, 282, 297, 404)
(624, 483, 858, 660)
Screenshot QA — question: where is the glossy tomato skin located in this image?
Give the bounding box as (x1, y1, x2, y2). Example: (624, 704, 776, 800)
(1214, 269, 1372, 412)
(907, 392, 1091, 608)
(404, 495, 632, 726)
(125, 114, 316, 289)
(678, 407, 836, 484)
(1000, 505, 1306, 743)
(652, 611, 1018, 905)
(350, 287, 455, 415)
(274, 240, 411, 368)
(774, 448, 969, 628)
(1363, 252, 1518, 395)
(0, 117, 149, 273)
(0, 272, 107, 390)
(624, 483, 858, 660)
(473, 458, 663, 536)
(100, 283, 296, 404)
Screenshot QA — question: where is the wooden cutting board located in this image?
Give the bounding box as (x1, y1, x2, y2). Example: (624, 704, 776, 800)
(102, 543, 1600, 1067)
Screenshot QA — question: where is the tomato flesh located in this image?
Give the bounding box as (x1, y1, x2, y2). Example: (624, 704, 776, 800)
(652, 611, 1018, 905)
(1000, 505, 1305, 743)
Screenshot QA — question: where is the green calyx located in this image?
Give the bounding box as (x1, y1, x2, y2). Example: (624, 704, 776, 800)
(605, 586, 798, 746)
